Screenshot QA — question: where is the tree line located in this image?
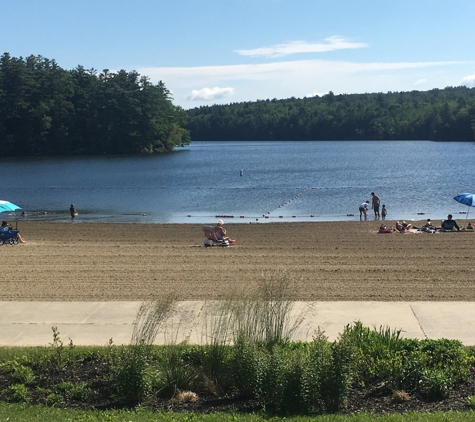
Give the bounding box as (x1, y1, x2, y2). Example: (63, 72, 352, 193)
(186, 87, 475, 141)
(0, 53, 190, 156)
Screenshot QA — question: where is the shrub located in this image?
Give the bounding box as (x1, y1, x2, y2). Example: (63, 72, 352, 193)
(302, 331, 352, 414)
(466, 395, 475, 410)
(419, 368, 452, 399)
(259, 346, 305, 414)
(56, 381, 91, 401)
(11, 363, 35, 385)
(231, 335, 264, 397)
(340, 321, 405, 384)
(4, 383, 30, 403)
(115, 345, 151, 405)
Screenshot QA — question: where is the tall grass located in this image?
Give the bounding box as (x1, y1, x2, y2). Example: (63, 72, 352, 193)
(130, 298, 176, 347)
(116, 298, 176, 405)
(220, 270, 305, 347)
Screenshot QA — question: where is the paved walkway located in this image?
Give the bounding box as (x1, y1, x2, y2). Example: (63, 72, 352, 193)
(1, 301, 474, 347)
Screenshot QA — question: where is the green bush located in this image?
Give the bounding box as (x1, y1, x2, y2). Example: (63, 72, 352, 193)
(3, 384, 30, 403)
(419, 368, 452, 399)
(340, 323, 474, 400)
(115, 345, 151, 406)
(259, 346, 305, 414)
(341, 321, 405, 384)
(56, 381, 91, 401)
(466, 395, 475, 410)
(319, 339, 353, 412)
(45, 392, 64, 407)
(193, 344, 233, 394)
(11, 364, 35, 385)
(231, 335, 264, 397)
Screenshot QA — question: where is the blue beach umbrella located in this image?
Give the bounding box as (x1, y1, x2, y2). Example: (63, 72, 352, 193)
(0, 200, 21, 213)
(453, 193, 475, 218)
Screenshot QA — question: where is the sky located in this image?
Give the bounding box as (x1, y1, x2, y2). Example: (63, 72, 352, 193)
(3, 0, 475, 109)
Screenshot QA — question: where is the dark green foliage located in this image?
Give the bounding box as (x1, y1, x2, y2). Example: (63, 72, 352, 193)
(259, 347, 305, 414)
(230, 335, 263, 398)
(192, 344, 233, 394)
(155, 345, 199, 397)
(115, 345, 151, 406)
(302, 333, 352, 414)
(3, 384, 30, 403)
(0, 323, 474, 414)
(186, 87, 475, 141)
(341, 322, 474, 400)
(0, 53, 190, 156)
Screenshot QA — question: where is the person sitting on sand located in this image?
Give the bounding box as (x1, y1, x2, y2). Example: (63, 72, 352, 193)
(1, 221, 25, 243)
(395, 221, 412, 233)
(420, 218, 437, 232)
(441, 214, 460, 232)
(467, 222, 474, 230)
(213, 220, 230, 242)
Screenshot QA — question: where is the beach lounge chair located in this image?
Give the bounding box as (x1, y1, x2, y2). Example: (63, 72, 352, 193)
(202, 225, 222, 246)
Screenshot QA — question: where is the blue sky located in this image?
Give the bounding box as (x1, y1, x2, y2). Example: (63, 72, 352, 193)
(3, 0, 475, 109)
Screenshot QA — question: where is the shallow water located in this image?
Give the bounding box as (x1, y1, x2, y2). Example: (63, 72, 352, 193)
(0, 140, 474, 224)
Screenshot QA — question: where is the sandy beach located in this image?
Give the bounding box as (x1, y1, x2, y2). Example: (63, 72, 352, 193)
(1, 220, 474, 302)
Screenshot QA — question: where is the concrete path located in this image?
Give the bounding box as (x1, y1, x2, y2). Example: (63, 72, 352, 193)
(0, 301, 474, 347)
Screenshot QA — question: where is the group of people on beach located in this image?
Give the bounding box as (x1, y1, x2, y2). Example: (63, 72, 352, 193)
(379, 215, 468, 234)
(359, 192, 386, 221)
(360, 191, 470, 233)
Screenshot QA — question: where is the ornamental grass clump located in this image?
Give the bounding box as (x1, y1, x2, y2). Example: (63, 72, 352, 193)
(228, 270, 305, 348)
(198, 300, 235, 393)
(154, 344, 200, 398)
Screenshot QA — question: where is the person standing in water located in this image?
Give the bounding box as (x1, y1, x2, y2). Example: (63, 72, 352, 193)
(359, 200, 370, 221)
(70, 204, 77, 220)
(381, 205, 387, 220)
(371, 192, 380, 219)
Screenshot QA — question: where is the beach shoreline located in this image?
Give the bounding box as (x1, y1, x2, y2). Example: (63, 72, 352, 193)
(2, 220, 474, 302)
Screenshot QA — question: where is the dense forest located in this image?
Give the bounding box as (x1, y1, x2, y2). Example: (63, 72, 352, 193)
(186, 87, 475, 141)
(0, 53, 190, 156)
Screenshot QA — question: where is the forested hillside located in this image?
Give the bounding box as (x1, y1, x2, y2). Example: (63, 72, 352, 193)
(186, 87, 475, 141)
(0, 53, 190, 156)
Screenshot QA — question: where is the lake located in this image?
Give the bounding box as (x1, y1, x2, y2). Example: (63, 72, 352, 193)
(0, 140, 474, 224)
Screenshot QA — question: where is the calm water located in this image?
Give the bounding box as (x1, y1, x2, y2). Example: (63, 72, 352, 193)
(0, 141, 474, 224)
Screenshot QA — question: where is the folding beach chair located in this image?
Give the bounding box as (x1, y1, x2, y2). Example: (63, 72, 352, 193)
(202, 225, 222, 246)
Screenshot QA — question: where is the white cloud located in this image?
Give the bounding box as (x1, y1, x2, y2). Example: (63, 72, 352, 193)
(187, 87, 234, 101)
(137, 59, 473, 108)
(306, 91, 329, 98)
(414, 78, 427, 85)
(234, 36, 368, 58)
(460, 74, 475, 87)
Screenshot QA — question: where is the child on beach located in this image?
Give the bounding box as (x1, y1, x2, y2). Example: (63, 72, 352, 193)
(381, 205, 387, 220)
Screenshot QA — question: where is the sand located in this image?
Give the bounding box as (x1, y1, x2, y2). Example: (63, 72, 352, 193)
(1, 219, 474, 302)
